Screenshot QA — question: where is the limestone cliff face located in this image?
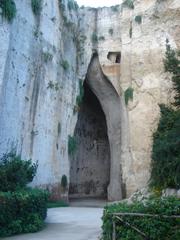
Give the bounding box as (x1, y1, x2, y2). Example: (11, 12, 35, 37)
(0, 0, 179, 200)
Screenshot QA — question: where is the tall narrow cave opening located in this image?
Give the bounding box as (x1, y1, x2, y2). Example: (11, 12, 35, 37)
(69, 81, 110, 199)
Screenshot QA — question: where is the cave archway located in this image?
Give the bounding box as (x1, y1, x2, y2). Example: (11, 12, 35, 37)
(69, 81, 110, 199)
(70, 54, 124, 201)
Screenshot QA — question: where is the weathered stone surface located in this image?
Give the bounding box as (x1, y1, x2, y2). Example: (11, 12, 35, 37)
(0, 0, 179, 200)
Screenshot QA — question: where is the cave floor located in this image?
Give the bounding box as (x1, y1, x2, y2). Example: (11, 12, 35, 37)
(2, 206, 103, 240)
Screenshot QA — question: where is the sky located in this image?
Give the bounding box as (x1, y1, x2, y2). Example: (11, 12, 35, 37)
(76, 0, 122, 8)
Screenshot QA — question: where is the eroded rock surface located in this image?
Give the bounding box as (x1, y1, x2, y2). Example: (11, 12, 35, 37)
(0, 0, 179, 200)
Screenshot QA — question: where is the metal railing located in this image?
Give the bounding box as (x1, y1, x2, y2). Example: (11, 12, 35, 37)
(111, 213, 180, 240)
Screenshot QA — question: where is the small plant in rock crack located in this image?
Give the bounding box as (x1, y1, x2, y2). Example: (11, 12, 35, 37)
(68, 135, 77, 156)
(91, 32, 98, 43)
(99, 36, 105, 41)
(61, 60, 70, 71)
(135, 15, 142, 24)
(109, 28, 114, 35)
(42, 52, 53, 63)
(124, 87, 134, 105)
(47, 81, 59, 91)
(129, 26, 132, 38)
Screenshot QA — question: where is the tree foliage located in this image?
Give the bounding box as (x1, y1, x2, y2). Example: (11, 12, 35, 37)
(151, 105, 180, 189)
(150, 41, 180, 190)
(0, 152, 38, 192)
(0, 0, 16, 22)
(164, 39, 180, 107)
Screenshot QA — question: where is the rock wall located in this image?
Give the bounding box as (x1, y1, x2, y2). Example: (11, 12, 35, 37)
(0, 0, 179, 200)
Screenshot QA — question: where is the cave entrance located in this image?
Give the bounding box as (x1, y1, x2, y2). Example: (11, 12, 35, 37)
(70, 54, 124, 201)
(69, 81, 110, 199)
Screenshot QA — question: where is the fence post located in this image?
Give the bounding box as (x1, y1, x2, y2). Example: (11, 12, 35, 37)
(112, 219, 116, 240)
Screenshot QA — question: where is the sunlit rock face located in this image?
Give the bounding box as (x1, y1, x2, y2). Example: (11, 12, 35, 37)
(0, 0, 179, 200)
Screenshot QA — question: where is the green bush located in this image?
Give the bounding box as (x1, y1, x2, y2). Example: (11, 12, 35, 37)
(150, 41, 180, 190)
(0, 152, 38, 192)
(164, 39, 180, 107)
(31, 0, 42, 16)
(123, 0, 134, 9)
(0, 0, 16, 22)
(124, 87, 134, 105)
(150, 105, 180, 189)
(68, 135, 77, 156)
(102, 197, 180, 240)
(0, 188, 49, 237)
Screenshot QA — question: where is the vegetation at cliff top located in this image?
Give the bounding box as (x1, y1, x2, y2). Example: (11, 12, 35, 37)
(67, 0, 79, 11)
(31, 0, 42, 16)
(0, 0, 16, 22)
(122, 0, 134, 9)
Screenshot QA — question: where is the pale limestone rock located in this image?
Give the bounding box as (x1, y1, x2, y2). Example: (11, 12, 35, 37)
(0, 0, 179, 200)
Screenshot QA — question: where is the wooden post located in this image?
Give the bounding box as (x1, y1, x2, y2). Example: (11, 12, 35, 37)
(112, 220, 116, 240)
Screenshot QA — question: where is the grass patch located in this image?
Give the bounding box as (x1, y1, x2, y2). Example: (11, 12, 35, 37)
(47, 201, 69, 208)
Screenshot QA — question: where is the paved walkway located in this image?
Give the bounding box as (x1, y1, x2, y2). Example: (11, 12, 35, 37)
(2, 207, 104, 240)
